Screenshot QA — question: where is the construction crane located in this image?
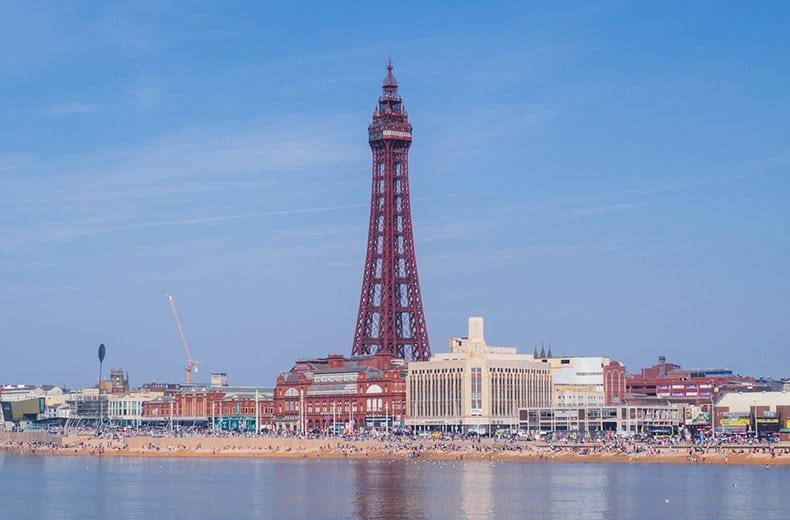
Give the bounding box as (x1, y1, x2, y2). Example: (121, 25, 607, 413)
(166, 293, 201, 384)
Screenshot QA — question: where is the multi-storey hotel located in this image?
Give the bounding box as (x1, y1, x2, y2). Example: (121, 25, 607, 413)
(406, 317, 552, 433)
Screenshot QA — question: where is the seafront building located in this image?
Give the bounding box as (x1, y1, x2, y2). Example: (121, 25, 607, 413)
(714, 391, 790, 438)
(517, 402, 683, 435)
(716, 391, 790, 417)
(64, 388, 105, 425)
(142, 381, 274, 431)
(272, 354, 406, 432)
(107, 392, 163, 427)
(530, 353, 626, 406)
(12, 374, 276, 431)
(0, 384, 66, 408)
(1, 385, 66, 428)
(406, 317, 552, 434)
(518, 381, 790, 438)
(627, 356, 759, 403)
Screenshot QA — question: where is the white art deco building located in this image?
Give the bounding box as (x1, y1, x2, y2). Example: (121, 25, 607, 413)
(406, 317, 552, 433)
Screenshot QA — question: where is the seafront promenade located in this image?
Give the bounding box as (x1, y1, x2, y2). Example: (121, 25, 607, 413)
(2, 432, 788, 466)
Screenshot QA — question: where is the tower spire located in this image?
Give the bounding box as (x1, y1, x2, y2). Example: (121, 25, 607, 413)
(352, 64, 430, 361)
(382, 59, 399, 98)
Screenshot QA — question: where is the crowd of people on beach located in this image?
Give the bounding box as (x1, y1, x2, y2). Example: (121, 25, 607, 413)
(2, 427, 788, 465)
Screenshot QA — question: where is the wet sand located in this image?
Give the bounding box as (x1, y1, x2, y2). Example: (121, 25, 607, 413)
(2, 433, 788, 466)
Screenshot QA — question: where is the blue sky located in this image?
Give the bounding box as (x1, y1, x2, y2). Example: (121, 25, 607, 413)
(1, 1, 788, 387)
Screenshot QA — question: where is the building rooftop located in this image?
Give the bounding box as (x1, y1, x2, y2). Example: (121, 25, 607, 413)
(307, 383, 358, 396)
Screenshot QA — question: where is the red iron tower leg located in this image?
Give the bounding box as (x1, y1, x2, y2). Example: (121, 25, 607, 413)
(351, 62, 431, 361)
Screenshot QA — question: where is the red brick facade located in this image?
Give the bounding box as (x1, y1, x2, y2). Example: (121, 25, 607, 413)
(142, 389, 274, 428)
(627, 357, 756, 403)
(603, 361, 627, 404)
(273, 354, 406, 432)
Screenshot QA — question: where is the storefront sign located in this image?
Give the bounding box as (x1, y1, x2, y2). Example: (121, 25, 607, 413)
(685, 406, 710, 426)
(719, 417, 750, 428)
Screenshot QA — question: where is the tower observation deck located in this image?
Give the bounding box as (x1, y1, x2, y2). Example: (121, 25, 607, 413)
(351, 62, 431, 361)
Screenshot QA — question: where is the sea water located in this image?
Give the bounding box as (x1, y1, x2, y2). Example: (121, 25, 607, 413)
(0, 453, 787, 519)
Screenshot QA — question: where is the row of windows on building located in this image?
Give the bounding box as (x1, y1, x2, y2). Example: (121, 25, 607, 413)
(282, 400, 405, 414)
(410, 367, 547, 375)
(108, 402, 143, 416)
(409, 374, 465, 417)
(490, 371, 552, 417)
(407, 369, 552, 418)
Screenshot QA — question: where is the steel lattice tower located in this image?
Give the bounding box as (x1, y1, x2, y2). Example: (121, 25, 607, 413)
(351, 62, 431, 361)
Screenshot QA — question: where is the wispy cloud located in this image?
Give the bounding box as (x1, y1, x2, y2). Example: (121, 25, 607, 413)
(0, 116, 368, 251)
(421, 200, 644, 244)
(559, 202, 644, 218)
(423, 238, 634, 276)
(420, 213, 505, 243)
(12, 117, 362, 199)
(54, 192, 459, 240)
(56, 202, 371, 239)
(0, 114, 461, 251)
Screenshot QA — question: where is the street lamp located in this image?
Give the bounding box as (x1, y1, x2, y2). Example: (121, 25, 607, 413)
(332, 401, 337, 437)
(255, 389, 260, 434)
(300, 389, 304, 435)
(97, 344, 106, 436)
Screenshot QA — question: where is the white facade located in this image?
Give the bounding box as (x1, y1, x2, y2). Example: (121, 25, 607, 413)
(549, 357, 608, 390)
(716, 392, 790, 414)
(554, 389, 604, 407)
(407, 317, 552, 432)
(0, 386, 65, 407)
(530, 356, 618, 406)
(210, 373, 228, 387)
(107, 392, 163, 424)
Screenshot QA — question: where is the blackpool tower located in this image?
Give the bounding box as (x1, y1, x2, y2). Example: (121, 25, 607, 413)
(351, 62, 431, 361)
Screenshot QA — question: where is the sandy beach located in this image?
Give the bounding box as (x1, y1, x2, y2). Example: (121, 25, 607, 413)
(2, 432, 788, 466)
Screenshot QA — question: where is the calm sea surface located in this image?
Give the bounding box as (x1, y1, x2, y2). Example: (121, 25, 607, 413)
(1, 453, 787, 519)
